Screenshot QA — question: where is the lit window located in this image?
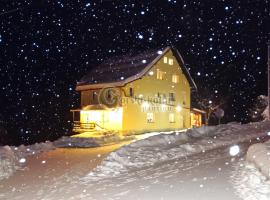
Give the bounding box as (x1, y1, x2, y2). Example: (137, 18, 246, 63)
(163, 56, 168, 63)
(157, 69, 166, 80)
(169, 113, 175, 123)
(147, 113, 154, 123)
(172, 75, 179, 83)
(168, 58, 174, 65)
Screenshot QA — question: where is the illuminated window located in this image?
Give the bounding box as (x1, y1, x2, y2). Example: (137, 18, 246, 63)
(157, 69, 166, 80)
(168, 58, 174, 65)
(172, 75, 179, 83)
(147, 113, 154, 123)
(163, 56, 168, 63)
(169, 113, 175, 123)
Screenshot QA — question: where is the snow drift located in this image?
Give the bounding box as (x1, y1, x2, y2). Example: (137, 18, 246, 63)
(84, 121, 270, 181)
(232, 160, 270, 200)
(0, 141, 55, 181)
(246, 140, 270, 179)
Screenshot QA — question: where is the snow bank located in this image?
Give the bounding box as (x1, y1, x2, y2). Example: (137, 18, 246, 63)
(246, 141, 270, 179)
(0, 141, 55, 181)
(232, 161, 270, 200)
(83, 121, 270, 181)
(0, 146, 17, 181)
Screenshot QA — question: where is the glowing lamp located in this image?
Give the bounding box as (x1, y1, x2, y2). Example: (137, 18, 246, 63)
(176, 105, 182, 112)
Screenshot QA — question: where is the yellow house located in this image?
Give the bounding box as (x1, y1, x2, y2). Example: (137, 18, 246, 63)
(71, 46, 197, 135)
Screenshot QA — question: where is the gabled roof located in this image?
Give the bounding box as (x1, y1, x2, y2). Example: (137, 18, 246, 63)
(76, 46, 197, 91)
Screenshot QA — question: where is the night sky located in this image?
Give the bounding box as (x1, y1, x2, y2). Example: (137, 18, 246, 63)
(0, 0, 269, 145)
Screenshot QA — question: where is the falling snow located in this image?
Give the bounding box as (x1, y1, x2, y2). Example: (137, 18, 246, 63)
(0, 1, 269, 144)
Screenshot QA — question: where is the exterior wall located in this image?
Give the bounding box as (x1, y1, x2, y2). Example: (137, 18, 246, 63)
(121, 49, 191, 133)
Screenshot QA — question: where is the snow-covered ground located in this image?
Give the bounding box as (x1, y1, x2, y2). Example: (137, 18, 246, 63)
(84, 121, 270, 181)
(1, 121, 270, 200)
(232, 139, 270, 200)
(0, 141, 55, 181)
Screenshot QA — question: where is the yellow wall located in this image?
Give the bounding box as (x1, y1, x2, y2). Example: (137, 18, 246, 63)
(121, 49, 191, 133)
(80, 108, 123, 130)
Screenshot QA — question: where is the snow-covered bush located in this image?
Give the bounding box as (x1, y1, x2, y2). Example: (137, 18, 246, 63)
(246, 141, 270, 179)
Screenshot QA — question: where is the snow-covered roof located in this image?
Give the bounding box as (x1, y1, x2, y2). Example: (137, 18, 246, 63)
(76, 46, 197, 91)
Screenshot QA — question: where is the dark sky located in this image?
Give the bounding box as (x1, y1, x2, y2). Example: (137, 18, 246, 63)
(0, 0, 269, 144)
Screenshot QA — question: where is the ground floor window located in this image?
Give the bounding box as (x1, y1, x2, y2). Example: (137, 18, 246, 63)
(147, 112, 154, 123)
(169, 113, 175, 123)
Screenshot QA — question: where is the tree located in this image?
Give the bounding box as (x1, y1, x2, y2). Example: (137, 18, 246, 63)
(250, 95, 268, 121)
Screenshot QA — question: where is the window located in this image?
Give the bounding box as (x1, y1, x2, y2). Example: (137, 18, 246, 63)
(182, 91, 187, 105)
(92, 91, 98, 104)
(169, 113, 175, 123)
(172, 75, 179, 83)
(157, 69, 166, 80)
(168, 58, 174, 65)
(163, 56, 168, 63)
(147, 113, 154, 123)
(129, 87, 134, 97)
(169, 93, 175, 102)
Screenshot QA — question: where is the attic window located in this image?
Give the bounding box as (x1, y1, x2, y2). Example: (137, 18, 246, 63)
(168, 58, 174, 65)
(163, 57, 168, 63)
(172, 75, 179, 83)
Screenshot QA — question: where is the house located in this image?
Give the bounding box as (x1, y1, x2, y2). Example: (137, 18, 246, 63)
(71, 46, 199, 135)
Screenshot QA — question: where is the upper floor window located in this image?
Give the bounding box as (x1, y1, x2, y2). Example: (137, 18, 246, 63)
(169, 92, 175, 102)
(157, 69, 166, 80)
(129, 87, 134, 97)
(92, 91, 98, 104)
(172, 75, 179, 83)
(168, 58, 174, 65)
(163, 56, 168, 63)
